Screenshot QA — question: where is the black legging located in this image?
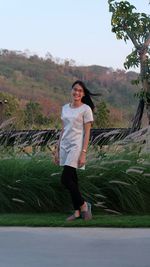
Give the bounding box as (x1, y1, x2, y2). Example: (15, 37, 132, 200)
(61, 165, 84, 210)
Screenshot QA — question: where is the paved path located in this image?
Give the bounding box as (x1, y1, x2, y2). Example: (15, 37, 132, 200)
(0, 227, 150, 267)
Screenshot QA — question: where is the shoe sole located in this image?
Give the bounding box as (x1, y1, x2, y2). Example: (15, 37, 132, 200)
(66, 215, 81, 222)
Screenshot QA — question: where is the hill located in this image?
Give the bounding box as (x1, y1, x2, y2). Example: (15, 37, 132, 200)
(0, 49, 140, 128)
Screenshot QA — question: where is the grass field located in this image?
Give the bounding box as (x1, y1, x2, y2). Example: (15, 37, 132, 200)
(0, 213, 150, 227)
(0, 126, 150, 218)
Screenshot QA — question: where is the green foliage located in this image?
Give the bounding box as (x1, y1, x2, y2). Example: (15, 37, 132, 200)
(109, 1, 150, 44)
(124, 50, 140, 69)
(0, 92, 25, 129)
(108, 0, 150, 95)
(134, 91, 150, 103)
(94, 101, 110, 128)
(24, 101, 49, 127)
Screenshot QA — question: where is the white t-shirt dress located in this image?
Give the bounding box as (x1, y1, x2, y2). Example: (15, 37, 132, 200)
(59, 103, 94, 169)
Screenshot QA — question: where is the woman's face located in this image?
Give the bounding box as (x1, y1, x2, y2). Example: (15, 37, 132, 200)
(71, 84, 85, 102)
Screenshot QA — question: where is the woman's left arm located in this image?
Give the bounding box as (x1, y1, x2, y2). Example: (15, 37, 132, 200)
(78, 122, 92, 168)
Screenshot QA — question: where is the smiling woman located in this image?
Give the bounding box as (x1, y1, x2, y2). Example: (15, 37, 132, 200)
(54, 80, 99, 222)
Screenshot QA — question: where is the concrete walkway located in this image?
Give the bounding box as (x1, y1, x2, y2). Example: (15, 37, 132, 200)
(0, 227, 150, 267)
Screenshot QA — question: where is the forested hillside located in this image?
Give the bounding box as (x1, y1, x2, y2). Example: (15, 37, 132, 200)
(0, 49, 140, 129)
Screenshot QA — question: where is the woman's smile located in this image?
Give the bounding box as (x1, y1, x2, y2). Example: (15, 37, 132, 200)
(72, 84, 85, 102)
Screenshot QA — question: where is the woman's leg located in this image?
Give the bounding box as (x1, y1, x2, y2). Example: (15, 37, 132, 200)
(61, 165, 84, 211)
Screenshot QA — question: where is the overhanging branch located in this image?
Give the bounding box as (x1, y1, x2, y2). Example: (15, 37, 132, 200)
(125, 29, 141, 49)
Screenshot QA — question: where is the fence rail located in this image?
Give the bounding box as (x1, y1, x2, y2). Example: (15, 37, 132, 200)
(0, 128, 131, 146)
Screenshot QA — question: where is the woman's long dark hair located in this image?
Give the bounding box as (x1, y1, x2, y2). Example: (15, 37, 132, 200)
(71, 80, 100, 111)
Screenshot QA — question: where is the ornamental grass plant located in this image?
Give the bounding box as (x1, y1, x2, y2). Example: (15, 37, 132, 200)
(0, 125, 150, 214)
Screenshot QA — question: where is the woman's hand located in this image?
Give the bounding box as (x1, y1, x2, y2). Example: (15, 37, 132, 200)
(78, 152, 86, 168)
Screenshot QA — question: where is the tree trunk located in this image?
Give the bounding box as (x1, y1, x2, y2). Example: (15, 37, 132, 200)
(130, 98, 145, 133)
(144, 76, 150, 125)
(140, 51, 150, 124)
(146, 100, 150, 125)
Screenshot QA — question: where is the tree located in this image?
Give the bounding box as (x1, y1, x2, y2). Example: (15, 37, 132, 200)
(24, 101, 49, 128)
(95, 101, 110, 128)
(108, 0, 150, 129)
(0, 92, 24, 129)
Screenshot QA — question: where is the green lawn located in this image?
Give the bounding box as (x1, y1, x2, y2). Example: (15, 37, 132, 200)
(0, 213, 150, 227)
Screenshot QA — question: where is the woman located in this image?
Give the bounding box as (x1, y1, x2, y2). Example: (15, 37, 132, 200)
(55, 80, 96, 221)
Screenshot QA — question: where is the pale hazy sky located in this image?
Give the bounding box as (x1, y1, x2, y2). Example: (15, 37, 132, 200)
(0, 0, 149, 70)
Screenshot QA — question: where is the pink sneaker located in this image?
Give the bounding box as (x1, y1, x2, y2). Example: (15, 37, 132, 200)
(81, 211, 92, 220)
(66, 214, 81, 222)
(81, 203, 92, 221)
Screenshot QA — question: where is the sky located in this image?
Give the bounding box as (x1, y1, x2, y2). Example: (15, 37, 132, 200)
(0, 0, 149, 70)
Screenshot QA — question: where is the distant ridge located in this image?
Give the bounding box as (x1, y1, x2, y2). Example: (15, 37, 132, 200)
(0, 49, 140, 125)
